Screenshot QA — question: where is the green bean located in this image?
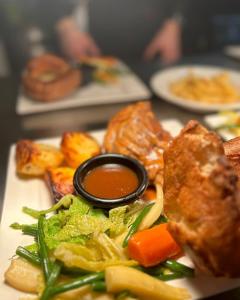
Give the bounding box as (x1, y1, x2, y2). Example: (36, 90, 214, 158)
(133, 260, 194, 280)
(162, 260, 194, 277)
(91, 280, 107, 292)
(61, 266, 90, 277)
(40, 264, 62, 300)
(122, 203, 154, 247)
(41, 272, 104, 300)
(16, 246, 40, 265)
(157, 273, 186, 281)
(47, 263, 61, 285)
(38, 215, 52, 280)
(136, 265, 165, 276)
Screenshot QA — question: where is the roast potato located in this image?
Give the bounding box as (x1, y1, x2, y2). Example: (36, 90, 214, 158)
(61, 132, 101, 168)
(45, 166, 75, 201)
(16, 139, 64, 176)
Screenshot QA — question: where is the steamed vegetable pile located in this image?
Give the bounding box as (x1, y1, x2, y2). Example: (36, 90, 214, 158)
(5, 194, 193, 300)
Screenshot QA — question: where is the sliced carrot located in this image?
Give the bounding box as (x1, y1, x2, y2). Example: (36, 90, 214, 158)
(128, 223, 181, 267)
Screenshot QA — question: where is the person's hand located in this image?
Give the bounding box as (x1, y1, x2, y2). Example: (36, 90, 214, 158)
(143, 19, 182, 64)
(56, 17, 101, 60)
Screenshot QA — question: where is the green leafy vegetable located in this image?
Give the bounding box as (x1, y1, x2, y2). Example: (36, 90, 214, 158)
(54, 233, 137, 272)
(10, 222, 38, 236)
(109, 205, 128, 237)
(42, 199, 108, 250)
(24, 243, 38, 253)
(23, 194, 80, 219)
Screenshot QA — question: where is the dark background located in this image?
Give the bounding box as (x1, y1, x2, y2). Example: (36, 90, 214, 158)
(1, 0, 240, 73)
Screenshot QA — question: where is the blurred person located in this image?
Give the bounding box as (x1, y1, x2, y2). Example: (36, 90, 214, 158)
(0, 0, 185, 72)
(57, 0, 185, 64)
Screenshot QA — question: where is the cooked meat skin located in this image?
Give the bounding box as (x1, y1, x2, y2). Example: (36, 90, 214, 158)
(224, 136, 240, 178)
(103, 101, 171, 185)
(163, 120, 240, 277)
(44, 167, 75, 202)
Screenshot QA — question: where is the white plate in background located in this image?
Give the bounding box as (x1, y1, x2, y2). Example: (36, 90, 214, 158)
(16, 61, 151, 115)
(150, 65, 240, 113)
(204, 112, 240, 140)
(1, 119, 240, 299)
(224, 45, 240, 60)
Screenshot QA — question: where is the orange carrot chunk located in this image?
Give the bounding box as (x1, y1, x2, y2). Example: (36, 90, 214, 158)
(128, 223, 181, 267)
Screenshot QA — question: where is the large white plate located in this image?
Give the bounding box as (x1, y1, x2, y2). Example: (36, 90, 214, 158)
(1, 119, 240, 299)
(16, 61, 151, 115)
(150, 65, 240, 112)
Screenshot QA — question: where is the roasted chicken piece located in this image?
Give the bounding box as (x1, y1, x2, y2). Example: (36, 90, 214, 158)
(45, 167, 75, 201)
(16, 140, 64, 176)
(163, 120, 240, 277)
(61, 132, 101, 168)
(103, 102, 171, 185)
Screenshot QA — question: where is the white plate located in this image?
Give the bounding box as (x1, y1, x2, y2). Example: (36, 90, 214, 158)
(150, 65, 240, 112)
(16, 61, 151, 115)
(204, 112, 240, 140)
(224, 45, 240, 60)
(1, 119, 240, 300)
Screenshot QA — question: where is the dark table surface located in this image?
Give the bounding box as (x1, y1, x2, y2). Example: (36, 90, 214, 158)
(1, 52, 240, 299)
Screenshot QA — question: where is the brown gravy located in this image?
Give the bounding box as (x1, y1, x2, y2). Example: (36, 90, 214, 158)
(82, 163, 139, 199)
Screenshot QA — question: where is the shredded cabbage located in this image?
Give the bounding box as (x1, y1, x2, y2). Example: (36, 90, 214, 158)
(54, 233, 137, 272)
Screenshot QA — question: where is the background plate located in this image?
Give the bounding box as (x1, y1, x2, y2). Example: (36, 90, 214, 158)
(16, 60, 151, 115)
(150, 65, 240, 113)
(204, 113, 240, 140)
(1, 119, 240, 299)
(224, 45, 240, 61)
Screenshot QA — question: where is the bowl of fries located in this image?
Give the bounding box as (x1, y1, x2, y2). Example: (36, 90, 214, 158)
(150, 65, 240, 112)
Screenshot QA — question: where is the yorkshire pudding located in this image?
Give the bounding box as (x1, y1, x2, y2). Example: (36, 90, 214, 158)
(163, 120, 240, 277)
(22, 54, 81, 102)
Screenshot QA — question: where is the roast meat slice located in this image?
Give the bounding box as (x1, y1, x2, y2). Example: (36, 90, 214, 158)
(103, 101, 171, 185)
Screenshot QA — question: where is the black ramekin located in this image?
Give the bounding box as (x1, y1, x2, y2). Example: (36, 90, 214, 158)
(73, 153, 148, 208)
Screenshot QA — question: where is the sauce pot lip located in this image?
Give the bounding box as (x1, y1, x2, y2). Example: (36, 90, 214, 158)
(73, 153, 148, 208)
